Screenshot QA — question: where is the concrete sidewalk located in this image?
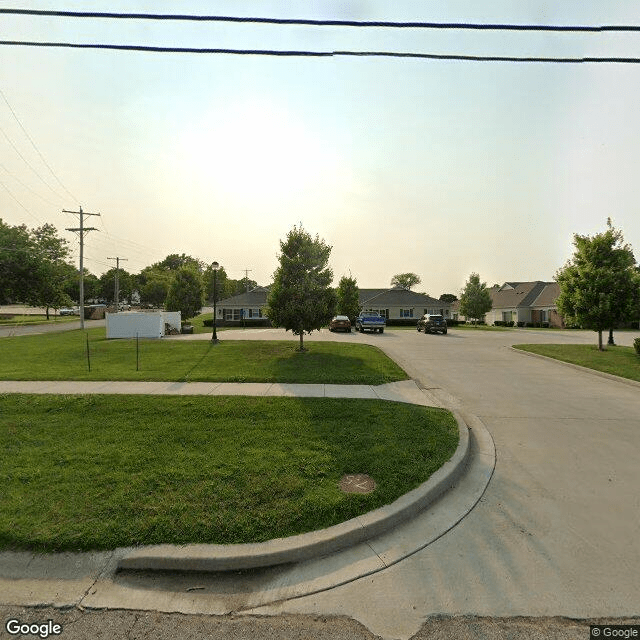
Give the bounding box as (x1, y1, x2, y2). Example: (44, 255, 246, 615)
(0, 379, 438, 405)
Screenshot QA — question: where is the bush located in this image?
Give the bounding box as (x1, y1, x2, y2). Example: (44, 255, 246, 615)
(517, 321, 525, 327)
(494, 320, 503, 326)
(634, 338, 640, 356)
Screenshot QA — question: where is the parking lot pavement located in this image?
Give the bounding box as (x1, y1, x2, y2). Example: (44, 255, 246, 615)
(244, 328, 640, 638)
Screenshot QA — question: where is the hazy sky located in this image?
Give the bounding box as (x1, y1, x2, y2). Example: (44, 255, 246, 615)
(2, 1, 640, 297)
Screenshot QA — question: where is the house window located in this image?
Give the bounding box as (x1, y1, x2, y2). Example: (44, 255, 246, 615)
(248, 308, 262, 318)
(400, 309, 414, 318)
(540, 310, 547, 322)
(224, 309, 243, 321)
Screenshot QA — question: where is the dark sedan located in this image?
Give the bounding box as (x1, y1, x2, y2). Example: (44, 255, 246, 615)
(329, 315, 351, 332)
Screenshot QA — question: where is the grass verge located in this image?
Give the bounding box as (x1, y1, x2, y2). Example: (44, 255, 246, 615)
(0, 394, 459, 551)
(513, 343, 640, 382)
(0, 329, 408, 383)
(0, 314, 77, 327)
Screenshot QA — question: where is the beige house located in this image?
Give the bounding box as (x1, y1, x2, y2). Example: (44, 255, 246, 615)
(484, 281, 563, 327)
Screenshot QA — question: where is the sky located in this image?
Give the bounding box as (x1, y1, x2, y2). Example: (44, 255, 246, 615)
(2, 1, 640, 298)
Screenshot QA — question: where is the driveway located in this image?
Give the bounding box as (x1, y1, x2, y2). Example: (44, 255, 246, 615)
(228, 327, 640, 638)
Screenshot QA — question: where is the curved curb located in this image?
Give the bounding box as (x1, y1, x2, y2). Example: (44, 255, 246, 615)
(511, 346, 640, 389)
(117, 411, 470, 573)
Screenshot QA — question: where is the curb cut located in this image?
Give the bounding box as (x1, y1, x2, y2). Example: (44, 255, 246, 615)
(511, 346, 640, 389)
(117, 411, 470, 573)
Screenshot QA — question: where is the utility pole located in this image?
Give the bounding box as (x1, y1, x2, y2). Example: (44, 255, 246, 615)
(64, 206, 100, 330)
(242, 269, 253, 294)
(107, 256, 128, 312)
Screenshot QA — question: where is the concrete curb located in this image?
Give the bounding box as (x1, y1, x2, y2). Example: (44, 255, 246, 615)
(117, 411, 470, 573)
(511, 346, 640, 389)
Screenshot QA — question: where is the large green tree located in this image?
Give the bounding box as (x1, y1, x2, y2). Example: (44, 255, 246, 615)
(391, 272, 421, 290)
(556, 219, 640, 350)
(336, 275, 360, 322)
(164, 266, 204, 321)
(266, 225, 337, 351)
(459, 273, 492, 324)
(0, 220, 74, 315)
(99, 267, 133, 304)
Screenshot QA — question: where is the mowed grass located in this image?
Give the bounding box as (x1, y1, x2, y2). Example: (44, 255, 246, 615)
(0, 314, 77, 326)
(0, 329, 408, 384)
(514, 343, 640, 382)
(0, 394, 459, 552)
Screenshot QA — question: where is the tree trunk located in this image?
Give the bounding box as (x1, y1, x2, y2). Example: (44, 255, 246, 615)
(298, 332, 305, 351)
(598, 329, 603, 351)
(46, 306, 50, 320)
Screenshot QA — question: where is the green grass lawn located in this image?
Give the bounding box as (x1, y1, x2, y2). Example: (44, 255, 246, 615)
(0, 394, 459, 551)
(514, 343, 640, 382)
(0, 314, 77, 327)
(0, 328, 408, 384)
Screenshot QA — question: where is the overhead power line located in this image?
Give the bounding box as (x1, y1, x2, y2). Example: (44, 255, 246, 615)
(0, 88, 80, 204)
(1, 41, 640, 63)
(1, 9, 639, 32)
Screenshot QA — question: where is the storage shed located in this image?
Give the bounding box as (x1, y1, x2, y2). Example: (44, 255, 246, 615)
(105, 311, 181, 339)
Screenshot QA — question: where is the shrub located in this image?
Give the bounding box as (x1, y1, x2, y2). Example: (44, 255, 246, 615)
(634, 338, 640, 356)
(493, 320, 503, 326)
(517, 321, 525, 327)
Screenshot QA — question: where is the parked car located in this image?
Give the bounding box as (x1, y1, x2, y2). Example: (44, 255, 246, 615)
(417, 314, 447, 334)
(329, 315, 351, 332)
(355, 311, 386, 334)
(59, 308, 75, 316)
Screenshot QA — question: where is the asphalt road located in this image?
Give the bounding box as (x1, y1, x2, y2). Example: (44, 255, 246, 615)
(1, 324, 639, 639)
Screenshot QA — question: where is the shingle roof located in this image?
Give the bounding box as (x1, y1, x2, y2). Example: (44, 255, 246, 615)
(360, 287, 446, 307)
(490, 282, 554, 309)
(530, 282, 560, 307)
(218, 286, 270, 306)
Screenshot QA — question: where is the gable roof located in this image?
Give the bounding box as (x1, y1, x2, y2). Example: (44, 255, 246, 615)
(359, 287, 447, 307)
(489, 281, 549, 309)
(530, 282, 560, 307)
(217, 286, 270, 306)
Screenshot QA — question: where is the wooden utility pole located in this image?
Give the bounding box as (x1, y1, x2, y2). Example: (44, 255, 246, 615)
(107, 256, 128, 311)
(64, 206, 100, 330)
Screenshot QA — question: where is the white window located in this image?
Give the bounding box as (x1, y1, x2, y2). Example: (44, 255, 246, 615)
(248, 308, 262, 318)
(224, 309, 243, 321)
(400, 309, 414, 318)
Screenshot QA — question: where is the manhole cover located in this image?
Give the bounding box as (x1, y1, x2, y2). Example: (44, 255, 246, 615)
(339, 474, 377, 494)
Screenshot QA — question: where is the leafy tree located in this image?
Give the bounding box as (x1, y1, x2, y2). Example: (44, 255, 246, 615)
(139, 273, 171, 308)
(154, 253, 205, 273)
(439, 293, 458, 303)
(99, 268, 133, 304)
(391, 272, 421, 290)
(266, 225, 337, 351)
(203, 264, 232, 303)
(459, 273, 492, 324)
(336, 275, 360, 321)
(0, 220, 75, 315)
(164, 267, 204, 321)
(556, 219, 640, 350)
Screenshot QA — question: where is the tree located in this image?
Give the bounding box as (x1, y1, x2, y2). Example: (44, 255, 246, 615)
(0, 220, 75, 315)
(439, 293, 458, 303)
(336, 275, 360, 321)
(266, 225, 337, 351)
(391, 272, 421, 290)
(99, 268, 133, 304)
(164, 267, 204, 321)
(459, 273, 492, 324)
(556, 219, 640, 350)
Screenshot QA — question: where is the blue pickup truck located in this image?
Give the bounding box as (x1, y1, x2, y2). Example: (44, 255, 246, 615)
(355, 311, 386, 334)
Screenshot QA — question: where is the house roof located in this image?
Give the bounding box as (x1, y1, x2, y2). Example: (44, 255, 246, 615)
(359, 287, 447, 307)
(489, 282, 550, 309)
(217, 286, 270, 306)
(530, 282, 560, 307)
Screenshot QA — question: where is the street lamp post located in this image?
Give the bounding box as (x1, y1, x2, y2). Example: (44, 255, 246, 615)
(211, 261, 220, 344)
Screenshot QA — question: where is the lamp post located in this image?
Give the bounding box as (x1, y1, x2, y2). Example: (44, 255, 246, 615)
(211, 261, 220, 344)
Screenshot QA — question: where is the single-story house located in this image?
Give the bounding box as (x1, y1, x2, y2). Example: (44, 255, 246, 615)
(216, 286, 271, 325)
(215, 286, 452, 326)
(358, 288, 452, 323)
(484, 281, 563, 327)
